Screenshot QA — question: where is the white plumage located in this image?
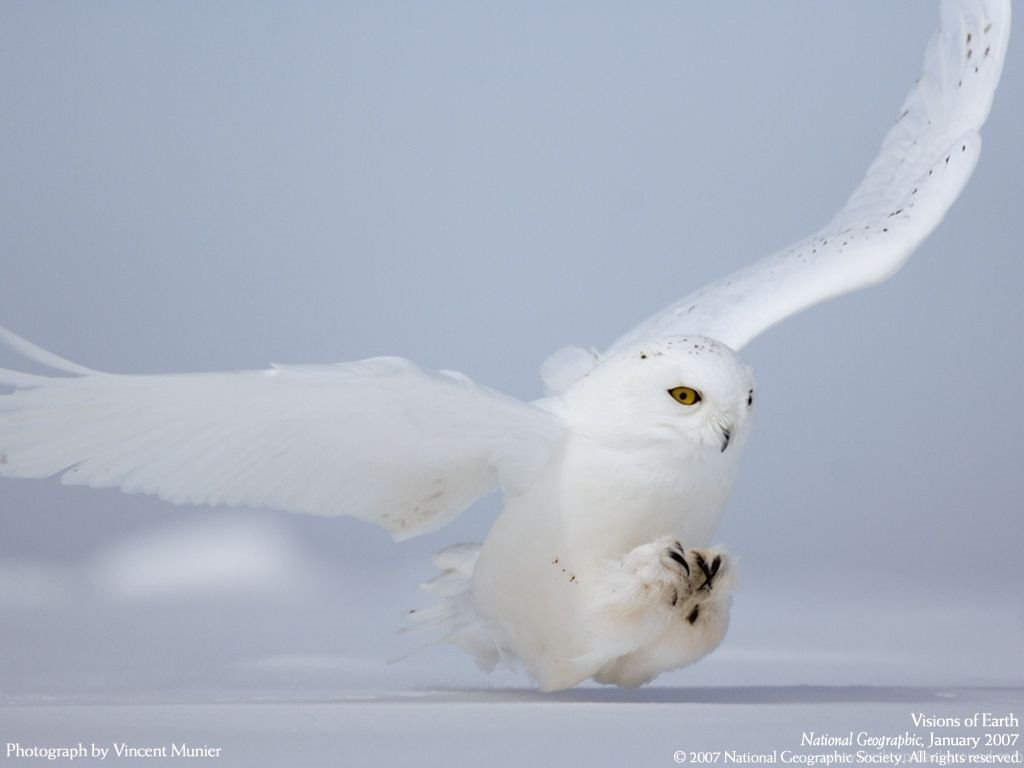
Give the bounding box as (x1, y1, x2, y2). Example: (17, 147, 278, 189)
(609, 0, 1010, 355)
(0, 1, 1011, 690)
(0, 329, 561, 540)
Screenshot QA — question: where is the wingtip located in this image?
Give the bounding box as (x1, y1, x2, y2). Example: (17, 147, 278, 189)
(0, 326, 99, 376)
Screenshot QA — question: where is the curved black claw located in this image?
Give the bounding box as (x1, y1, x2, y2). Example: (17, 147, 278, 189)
(667, 542, 690, 576)
(694, 553, 722, 591)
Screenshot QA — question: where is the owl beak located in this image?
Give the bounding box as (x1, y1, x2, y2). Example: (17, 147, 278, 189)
(719, 426, 732, 453)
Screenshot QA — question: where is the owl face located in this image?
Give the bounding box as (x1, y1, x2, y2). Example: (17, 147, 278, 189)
(559, 335, 755, 456)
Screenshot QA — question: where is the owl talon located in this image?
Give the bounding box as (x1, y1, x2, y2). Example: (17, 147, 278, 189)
(612, 538, 731, 620)
(673, 548, 730, 624)
(667, 544, 690, 576)
(695, 553, 722, 591)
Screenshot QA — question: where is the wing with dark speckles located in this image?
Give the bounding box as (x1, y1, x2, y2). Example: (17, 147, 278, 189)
(609, 0, 1010, 354)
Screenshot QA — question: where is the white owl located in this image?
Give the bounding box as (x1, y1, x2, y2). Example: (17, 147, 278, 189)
(0, 0, 1010, 691)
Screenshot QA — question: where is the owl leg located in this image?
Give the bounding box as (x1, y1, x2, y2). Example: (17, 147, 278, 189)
(590, 536, 735, 686)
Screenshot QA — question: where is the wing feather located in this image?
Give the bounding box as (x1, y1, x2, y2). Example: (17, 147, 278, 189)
(609, 0, 1010, 354)
(0, 329, 563, 540)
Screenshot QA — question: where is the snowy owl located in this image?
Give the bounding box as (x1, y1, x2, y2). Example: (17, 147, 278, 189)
(0, 1, 1010, 691)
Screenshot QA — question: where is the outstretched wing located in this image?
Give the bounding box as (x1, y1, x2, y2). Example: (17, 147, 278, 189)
(608, 0, 1010, 355)
(0, 327, 563, 540)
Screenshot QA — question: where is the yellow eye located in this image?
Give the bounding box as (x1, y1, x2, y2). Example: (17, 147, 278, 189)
(668, 386, 702, 406)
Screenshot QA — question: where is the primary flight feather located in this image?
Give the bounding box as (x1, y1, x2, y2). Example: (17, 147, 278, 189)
(0, 0, 1010, 690)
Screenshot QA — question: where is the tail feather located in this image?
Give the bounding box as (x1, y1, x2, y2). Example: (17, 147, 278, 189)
(403, 542, 513, 674)
(430, 542, 481, 573)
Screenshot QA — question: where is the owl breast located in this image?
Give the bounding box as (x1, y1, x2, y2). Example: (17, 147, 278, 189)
(557, 432, 743, 565)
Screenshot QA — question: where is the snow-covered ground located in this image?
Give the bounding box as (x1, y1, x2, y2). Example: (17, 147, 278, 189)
(1, 513, 1020, 767)
(5, 687, 1022, 767)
